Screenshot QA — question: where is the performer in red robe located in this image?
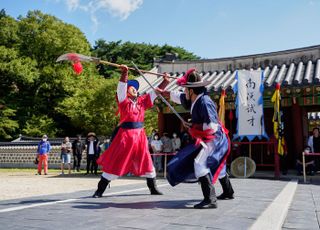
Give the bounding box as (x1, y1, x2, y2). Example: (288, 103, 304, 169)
(93, 65, 169, 198)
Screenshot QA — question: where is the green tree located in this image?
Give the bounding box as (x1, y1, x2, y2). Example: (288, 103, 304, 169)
(22, 115, 58, 137)
(0, 10, 19, 48)
(57, 74, 120, 136)
(0, 10, 201, 140)
(92, 40, 199, 78)
(0, 102, 19, 139)
(18, 10, 91, 66)
(0, 10, 92, 139)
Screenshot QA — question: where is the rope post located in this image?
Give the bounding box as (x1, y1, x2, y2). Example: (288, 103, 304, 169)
(244, 157, 247, 178)
(302, 151, 306, 183)
(164, 154, 167, 179)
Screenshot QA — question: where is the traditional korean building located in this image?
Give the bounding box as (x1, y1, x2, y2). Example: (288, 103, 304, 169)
(137, 45, 320, 169)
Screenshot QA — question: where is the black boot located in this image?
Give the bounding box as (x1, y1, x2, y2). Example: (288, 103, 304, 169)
(217, 175, 234, 200)
(146, 178, 163, 195)
(194, 174, 217, 209)
(92, 176, 110, 198)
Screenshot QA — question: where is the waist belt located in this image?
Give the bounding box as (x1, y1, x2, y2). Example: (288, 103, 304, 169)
(120, 122, 144, 129)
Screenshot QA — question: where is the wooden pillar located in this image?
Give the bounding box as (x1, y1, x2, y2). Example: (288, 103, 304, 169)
(291, 102, 304, 157)
(158, 112, 165, 136)
(274, 144, 280, 179)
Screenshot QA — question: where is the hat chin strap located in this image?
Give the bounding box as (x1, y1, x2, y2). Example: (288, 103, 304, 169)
(127, 92, 137, 100)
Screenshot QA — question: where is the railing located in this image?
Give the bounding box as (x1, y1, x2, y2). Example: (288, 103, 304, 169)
(150, 152, 176, 178)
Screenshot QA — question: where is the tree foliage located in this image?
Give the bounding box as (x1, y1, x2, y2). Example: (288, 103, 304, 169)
(92, 40, 199, 78)
(0, 101, 19, 139)
(0, 10, 91, 139)
(0, 9, 199, 140)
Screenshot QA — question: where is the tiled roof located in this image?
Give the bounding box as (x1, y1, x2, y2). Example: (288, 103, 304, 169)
(138, 45, 320, 94)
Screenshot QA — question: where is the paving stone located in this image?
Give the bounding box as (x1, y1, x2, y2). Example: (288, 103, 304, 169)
(0, 178, 315, 230)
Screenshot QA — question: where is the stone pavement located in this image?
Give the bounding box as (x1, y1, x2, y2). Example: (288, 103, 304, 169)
(0, 176, 319, 229)
(283, 183, 320, 229)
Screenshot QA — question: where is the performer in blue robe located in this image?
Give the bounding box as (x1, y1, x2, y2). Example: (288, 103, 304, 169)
(162, 68, 234, 209)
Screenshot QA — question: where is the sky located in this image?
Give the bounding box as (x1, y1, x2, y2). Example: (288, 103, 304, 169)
(1, 0, 320, 59)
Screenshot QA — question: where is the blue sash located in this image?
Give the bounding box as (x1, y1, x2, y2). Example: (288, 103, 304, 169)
(120, 122, 144, 129)
(110, 122, 144, 142)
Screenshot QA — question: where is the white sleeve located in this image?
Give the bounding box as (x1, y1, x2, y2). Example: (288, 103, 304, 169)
(170, 91, 183, 104)
(117, 81, 127, 103)
(203, 122, 219, 133)
(149, 90, 157, 103)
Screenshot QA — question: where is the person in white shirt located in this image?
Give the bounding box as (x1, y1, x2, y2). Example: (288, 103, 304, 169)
(86, 132, 100, 175)
(151, 134, 163, 172)
(171, 133, 181, 151)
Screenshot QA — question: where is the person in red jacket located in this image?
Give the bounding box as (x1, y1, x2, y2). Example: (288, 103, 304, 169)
(93, 65, 169, 198)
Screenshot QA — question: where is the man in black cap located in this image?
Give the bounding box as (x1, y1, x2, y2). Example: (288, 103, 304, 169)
(72, 135, 85, 172)
(161, 68, 234, 209)
(86, 132, 99, 175)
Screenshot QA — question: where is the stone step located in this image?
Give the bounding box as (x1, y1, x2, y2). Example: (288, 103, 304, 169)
(249, 179, 298, 230)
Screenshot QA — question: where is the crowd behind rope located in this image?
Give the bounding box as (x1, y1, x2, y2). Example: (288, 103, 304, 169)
(35, 129, 187, 175)
(148, 129, 192, 173)
(35, 127, 320, 177)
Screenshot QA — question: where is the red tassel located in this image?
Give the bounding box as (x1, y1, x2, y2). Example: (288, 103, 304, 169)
(72, 61, 83, 75)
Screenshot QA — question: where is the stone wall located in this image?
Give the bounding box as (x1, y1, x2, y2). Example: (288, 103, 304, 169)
(0, 146, 88, 169)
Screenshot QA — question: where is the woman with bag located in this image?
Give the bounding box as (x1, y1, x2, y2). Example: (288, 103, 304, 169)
(61, 136, 72, 175)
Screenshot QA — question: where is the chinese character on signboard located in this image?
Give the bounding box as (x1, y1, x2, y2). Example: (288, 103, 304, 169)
(233, 70, 268, 140)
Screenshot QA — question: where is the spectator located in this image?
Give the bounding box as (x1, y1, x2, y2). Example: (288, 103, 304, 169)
(161, 132, 173, 153)
(148, 129, 158, 153)
(149, 129, 158, 142)
(171, 132, 181, 151)
(72, 135, 86, 172)
(151, 133, 163, 172)
(86, 132, 100, 175)
(180, 131, 191, 148)
(61, 136, 72, 175)
(36, 134, 51, 175)
(296, 146, 315, 176)
(169, 132, 181, 162)
(307, 127, 320, 170)
(161, 132, 173, 172)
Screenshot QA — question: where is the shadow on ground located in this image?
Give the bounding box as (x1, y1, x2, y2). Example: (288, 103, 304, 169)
(72, 199, 199, 210)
